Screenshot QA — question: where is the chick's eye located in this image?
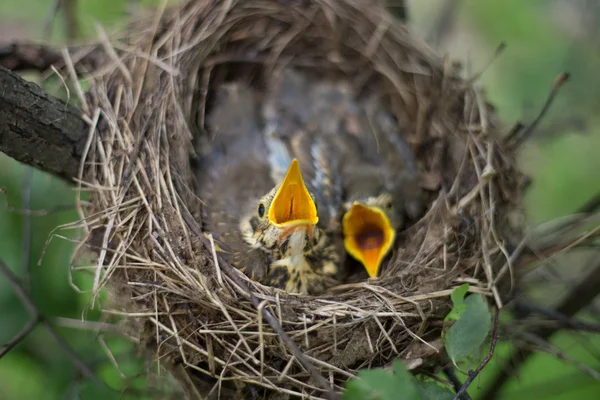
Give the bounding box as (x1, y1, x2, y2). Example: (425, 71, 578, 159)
(258, 203, 265, 218)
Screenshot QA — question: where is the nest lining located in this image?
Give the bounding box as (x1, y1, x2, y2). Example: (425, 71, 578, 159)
(73, 0, 525, 398)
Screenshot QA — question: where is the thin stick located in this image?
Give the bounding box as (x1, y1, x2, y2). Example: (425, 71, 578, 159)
(44, 0, 62, 38)
(482, 258, 600, 399)
(21, 169, 33, 293)
(577, 190, 600, 214)
(427, 0, 460, 48)
(443, 367, 472, 400)
(505, 73, 570, 148)
(0, 316, 40, 358)
(514, 299, 600, 333)
(0, 259, 102, 385)
(388, 0, 409, 23)
(467, 42, 507, 84)
(178, 203, 338, 399)
(453, 309, 500, 400)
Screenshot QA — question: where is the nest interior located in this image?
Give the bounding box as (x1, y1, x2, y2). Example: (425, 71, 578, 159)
(76, 0, 525, 398)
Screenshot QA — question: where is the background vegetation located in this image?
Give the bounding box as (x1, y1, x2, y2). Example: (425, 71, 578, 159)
(1, 0, 599, 398)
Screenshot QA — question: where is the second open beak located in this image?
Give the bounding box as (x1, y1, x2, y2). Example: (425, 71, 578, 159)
(269, 159, 319, 230)
(342, 202, 395, 278)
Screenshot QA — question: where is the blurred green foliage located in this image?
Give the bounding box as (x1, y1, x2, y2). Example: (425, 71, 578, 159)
(0, 1, 170, 399)
(411, 1, 600, 399)
(1, 0, 599, 399)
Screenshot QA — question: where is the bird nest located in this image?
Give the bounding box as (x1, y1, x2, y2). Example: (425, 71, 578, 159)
(74, 0, 525, 398)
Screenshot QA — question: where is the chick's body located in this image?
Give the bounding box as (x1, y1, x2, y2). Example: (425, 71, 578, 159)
(197, 83, 339, 295)
(196, 84, 275, 281)
(263, 69, 423, 277)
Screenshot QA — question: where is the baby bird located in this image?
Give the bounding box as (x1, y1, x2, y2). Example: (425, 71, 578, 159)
(196, 83, 339, 295)
(263, 69, 423, 278)
(247, 159, 339, 294)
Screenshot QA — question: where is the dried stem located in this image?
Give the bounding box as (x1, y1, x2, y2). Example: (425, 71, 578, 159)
(0, 315, 40, 358)
(0, 259, 102, 386)
(453, 308, 500, 400)
(21, 169, 33, 293)
(504, 73, 570, 148)
(443, 367, 472, 400)
(483, 258, 600, 399)
(514, 299, 600, 333)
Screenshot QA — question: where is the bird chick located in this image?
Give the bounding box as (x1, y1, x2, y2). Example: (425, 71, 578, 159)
(197, 83, 339, 295)
(242, 159, 339, 295)
(263, 69, 423, 279)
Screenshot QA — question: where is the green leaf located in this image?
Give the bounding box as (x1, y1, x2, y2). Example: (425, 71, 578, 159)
(417, 382, 455, 400)
(445, 284, 470, 323)
(444, 294, 492, 367)
(344, 360, 421, 400)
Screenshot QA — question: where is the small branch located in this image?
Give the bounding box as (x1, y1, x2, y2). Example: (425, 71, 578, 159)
(0, 316, 40, 358)
(482, 258, 600, 399)
(577, 190, 600, 214)
(0, 41, 101, 73)
(177, 198, 339, 399)
(521, 332, 600, 380)
(514, 299, 600, 333)
(468, 42, 507, 84)
(0, 42, 63, 71)
(0, 67, 87, 182)
(453, 309, 500, 400)
(443, 367, 472, 400)
(504, 73, 570, 148)
(63, 0, 81, 40)
(427, 0, 460, 48)
(44, 0, 63, 39)
(21, 169, 33, 293)
(0, 259, 101, 385)
(386, 0, 409, 23)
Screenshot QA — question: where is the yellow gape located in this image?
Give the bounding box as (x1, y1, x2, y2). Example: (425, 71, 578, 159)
(269, 159, 319, 229)
(343, 202, 395, 278)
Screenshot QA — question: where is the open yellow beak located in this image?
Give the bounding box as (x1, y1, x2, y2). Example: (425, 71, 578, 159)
(269, 159, 319, 229)
(343, 202, 395, 278)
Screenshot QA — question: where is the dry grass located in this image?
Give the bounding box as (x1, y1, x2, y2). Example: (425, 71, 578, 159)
(62, 0, 527, 398)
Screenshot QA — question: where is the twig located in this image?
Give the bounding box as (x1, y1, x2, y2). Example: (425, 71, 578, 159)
(21, 169, 33, 292)
(452, 308, 500, 400)
(523, 331, 600, 380)
(177, 200, 339, 399)
(577, 190, 600, 214)
(44, 0, 63, 38)
(505, 73, 570, 148)
(514, 299, 600, 333)
(482, 258, 600, 399)
(0, 42, 63, 71)
(387, 0, 409, 23)
(443, 367, 472, 400)
(62, 0, 80, 40)
(426, 0, 460, 48)
(468, 42, 507, 84)
(0, 316, 40, 358)
(0, 259, 102, 385)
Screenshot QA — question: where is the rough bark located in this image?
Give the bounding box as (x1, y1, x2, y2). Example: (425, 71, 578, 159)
(0, 67, 86, 181)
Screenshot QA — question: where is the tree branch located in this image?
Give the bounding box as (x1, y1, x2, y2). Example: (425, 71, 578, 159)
(452, 309, 500, 400)
(0, 42, 64, 71)
(0, 259, 101, 385)
(0, 67, 87, 181)
(482, 258, 600, 399)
